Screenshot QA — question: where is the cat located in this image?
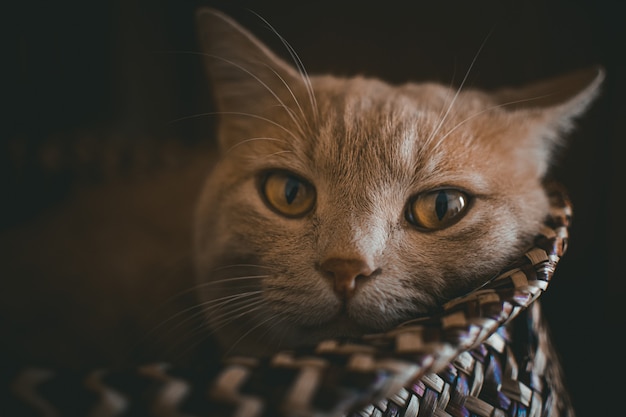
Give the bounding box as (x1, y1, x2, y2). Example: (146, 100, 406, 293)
(0, 7, 603, 372)
(192, 8, 604, 358)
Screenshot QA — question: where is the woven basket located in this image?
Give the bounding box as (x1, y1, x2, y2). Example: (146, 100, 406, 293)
(1, 183, 574, 417)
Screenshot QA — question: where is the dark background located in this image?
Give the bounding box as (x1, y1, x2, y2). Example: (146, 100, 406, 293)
(4, 1, 625, 415)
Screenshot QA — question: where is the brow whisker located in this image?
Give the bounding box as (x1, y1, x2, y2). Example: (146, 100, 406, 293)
(263, 63, 313, 134)
(225, 137, 290, 155)
(435, 94, 557, 144)
(249, 10, 319, 124)
(169, 111, 300, 142)
(426, 29, 493, 147)
(159, 50, 307, 137)
(261, 150, 294, 160)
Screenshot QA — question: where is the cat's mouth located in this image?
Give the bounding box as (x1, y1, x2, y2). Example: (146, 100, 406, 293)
(296, 302, 412, 342)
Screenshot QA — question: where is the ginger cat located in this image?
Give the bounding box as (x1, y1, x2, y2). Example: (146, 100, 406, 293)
(0, 9, 603, 370)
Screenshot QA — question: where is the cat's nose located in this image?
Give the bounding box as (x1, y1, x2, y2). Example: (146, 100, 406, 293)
(320, 258, 379, 299)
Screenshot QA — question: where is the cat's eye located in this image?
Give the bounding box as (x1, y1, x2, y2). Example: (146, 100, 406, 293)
(406, 189, 469, 230)
(260, 171, 316, 217)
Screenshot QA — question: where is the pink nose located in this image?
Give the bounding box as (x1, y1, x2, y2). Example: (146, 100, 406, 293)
(320, 258, 378, 299)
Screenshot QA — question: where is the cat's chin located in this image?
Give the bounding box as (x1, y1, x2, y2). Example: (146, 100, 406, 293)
(283, 313, 396, 350)
(214, 315, 372, 358)
(279, 297, 421, 348)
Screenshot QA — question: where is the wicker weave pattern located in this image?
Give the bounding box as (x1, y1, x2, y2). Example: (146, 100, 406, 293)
(348, 302, 570, 417)
(0, 184, 573, 417)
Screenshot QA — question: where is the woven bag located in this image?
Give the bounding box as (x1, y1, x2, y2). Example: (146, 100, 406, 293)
(1, 183, 574, 417)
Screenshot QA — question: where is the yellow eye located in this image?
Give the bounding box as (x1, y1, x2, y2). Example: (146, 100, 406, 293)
(261, 171, 316, 217)
(407, 189, 469, 230)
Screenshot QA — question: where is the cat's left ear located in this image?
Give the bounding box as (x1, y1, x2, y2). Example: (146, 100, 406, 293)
(492, 66, 605, 174)
(196, 8, 306, 149)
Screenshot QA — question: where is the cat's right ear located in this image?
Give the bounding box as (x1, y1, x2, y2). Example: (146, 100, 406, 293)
(196, 8, 304, 147)
(491, 66, 605, 177)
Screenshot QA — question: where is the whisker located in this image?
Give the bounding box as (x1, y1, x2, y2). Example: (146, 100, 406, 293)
(163, 275, 267, 301)
(194, 291, 265, 315)
(158, 50, 306, 137)
(153, 292, 266, 360)
(252, 311, 290, 349)
(249, 10, 319, 124)
(223, 310, 286, 357)
(194, 275, 268, 288)
(172, 299, 269, 362)
(210, 263, 278, 272)
(137, 275, 266, 348)
(225, 136, 289, 155)
(208, 298, 267, 331)
(205, 52, 307, 135)
(260, 150, 294, 160)
(140, 291, 263, 344)
(435, 94, 556, 145)
(263, 63, 312, 134)
(189, 297, 264, 337)
(430, 60, 458, 142)
(177, 299, 267, 355)
(169, 111, 299, 142)
(425, 29, 493, 147)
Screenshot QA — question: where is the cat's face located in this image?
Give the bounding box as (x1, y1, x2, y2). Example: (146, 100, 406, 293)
(192, 9, 603, 356)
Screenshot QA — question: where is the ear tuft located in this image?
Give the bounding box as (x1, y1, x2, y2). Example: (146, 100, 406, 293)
(494, 66, 605, 128)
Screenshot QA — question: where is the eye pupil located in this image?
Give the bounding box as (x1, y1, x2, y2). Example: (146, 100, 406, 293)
(435, 190, 448, 221)
(407, 188, 469, 230)
(261, 171, 316, 217)
(284, 177, 300, 204)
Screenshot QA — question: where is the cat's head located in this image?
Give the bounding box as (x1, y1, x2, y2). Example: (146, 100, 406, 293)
(192, 9, 603, 356)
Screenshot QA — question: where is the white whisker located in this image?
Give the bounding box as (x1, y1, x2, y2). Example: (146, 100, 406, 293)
(426, 30, 493, 148)
(263, 63, 312, 134)
(169, 111, 300, 142)
(146, 291, 263, 340)
(431, 61, 459, 139)
(261, 150, 294, 160)
(223, 310, 286, 357)
(225, 136, 290, 155)
(210, 264, 278, 272)
(207, 299, 267, 335)
(173, 299, 275, 362)
(167, 275, 267, 299)
(168, 295, 266, 353)
(249, 10, 319, 124)
(159, 50, 306, 136)
(206, 52, 307, 135)
(435, 94, 556, 144)
(252, 312, 290, 348)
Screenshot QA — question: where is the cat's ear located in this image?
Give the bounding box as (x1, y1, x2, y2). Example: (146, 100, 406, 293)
(494, 66, 604, 123)
(196, 8, 304, 146)
(493, 66, 605, 175)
